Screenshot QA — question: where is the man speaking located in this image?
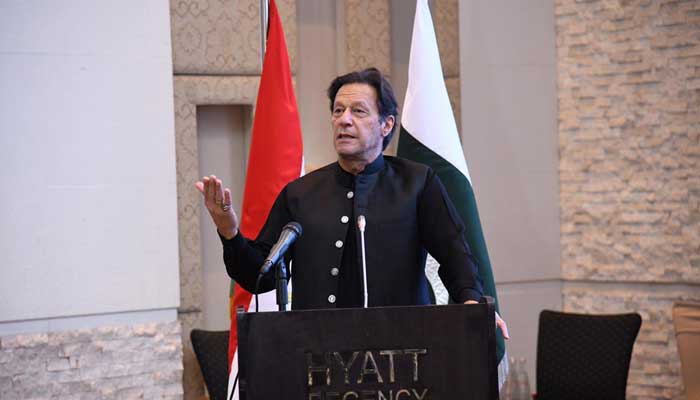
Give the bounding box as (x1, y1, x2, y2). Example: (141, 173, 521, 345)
(196, 68, 508, 335)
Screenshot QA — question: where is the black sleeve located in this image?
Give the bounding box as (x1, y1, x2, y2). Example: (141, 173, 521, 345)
(418, 170, 483, 302)
(219, 187, 293, 293)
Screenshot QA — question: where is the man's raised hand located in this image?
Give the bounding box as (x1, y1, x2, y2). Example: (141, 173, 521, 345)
(195, 175, 239, 239)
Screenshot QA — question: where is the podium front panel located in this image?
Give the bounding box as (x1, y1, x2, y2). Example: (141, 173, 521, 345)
(237, 304, 498, 399)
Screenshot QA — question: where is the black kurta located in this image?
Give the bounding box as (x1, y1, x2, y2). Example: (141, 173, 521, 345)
(220, 155, 483, 310)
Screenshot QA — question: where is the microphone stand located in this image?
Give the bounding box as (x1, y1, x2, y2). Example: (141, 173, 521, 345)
(274, 258, 289, 311)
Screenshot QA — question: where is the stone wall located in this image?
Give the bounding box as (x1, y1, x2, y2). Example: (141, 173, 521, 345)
(556, 0, 700, 398)
(0, 321, 183, 399)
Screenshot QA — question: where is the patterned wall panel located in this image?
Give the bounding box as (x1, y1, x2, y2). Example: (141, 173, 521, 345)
(171, 0, 298, 75)
(173, 75, 260, 399)
(277, 0, 298, 74)
(174, 75, 259, 306)
(434, 0, 460, 78)
(345, 0, 391, 74)
(171, 0, 260, 74)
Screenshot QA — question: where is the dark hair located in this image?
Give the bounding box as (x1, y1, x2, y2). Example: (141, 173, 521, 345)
(327, 67, 399, 150)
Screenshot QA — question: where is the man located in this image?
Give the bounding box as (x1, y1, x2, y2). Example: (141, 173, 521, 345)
(196, 68, 508, 335)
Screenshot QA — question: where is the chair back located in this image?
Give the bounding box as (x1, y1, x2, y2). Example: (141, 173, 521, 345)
(672, 301, 700, 400)
(191, 329, 230, 400)
(536, 310, 641, 400)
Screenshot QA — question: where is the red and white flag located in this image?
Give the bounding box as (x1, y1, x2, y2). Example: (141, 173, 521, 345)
(227, 0, 303, 397)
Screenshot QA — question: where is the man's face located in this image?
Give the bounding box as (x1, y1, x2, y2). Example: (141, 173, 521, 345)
(332, 83, 394, 162)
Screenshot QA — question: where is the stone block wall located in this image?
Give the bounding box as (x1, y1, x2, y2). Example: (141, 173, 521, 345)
(0, 321, 183, 399)
(556, 0, 700, 398)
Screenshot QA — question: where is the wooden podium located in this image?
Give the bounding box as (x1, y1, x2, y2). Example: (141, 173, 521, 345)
(237, 299, 498, 399)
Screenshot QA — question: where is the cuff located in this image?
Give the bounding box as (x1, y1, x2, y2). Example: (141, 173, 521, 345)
(218, 230, 246, 250)
(456, 288, 482, 303)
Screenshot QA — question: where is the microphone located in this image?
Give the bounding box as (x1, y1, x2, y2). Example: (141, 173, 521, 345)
(357, 215, 368, 308)
(258, 222, 302, 275)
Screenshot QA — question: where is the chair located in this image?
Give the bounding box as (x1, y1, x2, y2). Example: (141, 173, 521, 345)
(672, 301, 700, 400)
(191, 329, 230, 400)
(535, 310, 641, 400)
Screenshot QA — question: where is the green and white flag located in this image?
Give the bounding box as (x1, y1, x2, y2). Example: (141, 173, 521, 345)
(397, 0, 508, 386)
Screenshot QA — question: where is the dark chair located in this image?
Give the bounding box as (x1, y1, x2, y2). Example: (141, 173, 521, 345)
(535, 310, 641, 400)
(191, 329, 230, 400)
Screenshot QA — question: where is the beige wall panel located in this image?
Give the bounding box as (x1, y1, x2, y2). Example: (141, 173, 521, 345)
(433, 0, 459, 78)
(345, 0, 391, 74)
(171, 0, 298, 75)
(459, 0, 560, 385)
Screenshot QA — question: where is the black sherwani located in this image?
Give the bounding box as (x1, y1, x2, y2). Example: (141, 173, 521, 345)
(221, 155, 483, 310)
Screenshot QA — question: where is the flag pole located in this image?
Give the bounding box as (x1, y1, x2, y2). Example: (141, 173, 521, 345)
(260, 0, 269, 67)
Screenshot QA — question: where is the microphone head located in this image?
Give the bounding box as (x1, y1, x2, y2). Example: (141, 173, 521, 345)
(284, 221, 302, 237)
(357, 215, 366, 232)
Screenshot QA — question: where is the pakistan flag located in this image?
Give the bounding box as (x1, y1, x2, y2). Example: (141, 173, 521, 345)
(397, 0, 508, 387)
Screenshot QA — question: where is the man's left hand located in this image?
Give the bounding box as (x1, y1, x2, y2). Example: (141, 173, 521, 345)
(464, 300, 510, 340)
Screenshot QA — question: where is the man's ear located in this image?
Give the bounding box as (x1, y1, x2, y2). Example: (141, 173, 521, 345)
(381, 115, 395, 137)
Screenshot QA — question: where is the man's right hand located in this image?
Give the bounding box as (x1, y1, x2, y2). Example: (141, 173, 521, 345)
(195, 175, 239, 239)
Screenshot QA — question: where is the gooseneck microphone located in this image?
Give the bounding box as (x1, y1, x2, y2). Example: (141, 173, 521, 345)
(358, 215, 368, 308)
(258, 222, 302, 275)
